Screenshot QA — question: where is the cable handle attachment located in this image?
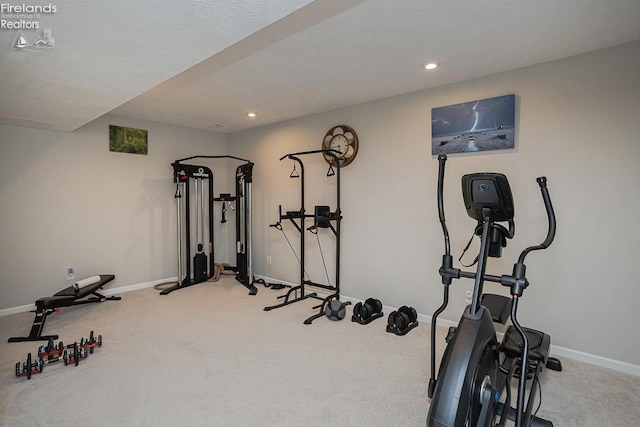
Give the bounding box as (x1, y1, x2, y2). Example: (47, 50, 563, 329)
(269, 205, 283, 229)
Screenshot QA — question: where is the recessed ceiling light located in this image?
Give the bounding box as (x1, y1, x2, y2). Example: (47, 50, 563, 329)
(423, 62, 439, 70)
(246, 112, 257, 118)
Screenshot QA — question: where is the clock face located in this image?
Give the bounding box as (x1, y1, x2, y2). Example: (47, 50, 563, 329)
(322, 125, 359, 167)
(329, 134, 349, 156)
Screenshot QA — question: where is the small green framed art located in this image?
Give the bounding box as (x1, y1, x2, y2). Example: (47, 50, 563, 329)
(109, 125, 148, 155)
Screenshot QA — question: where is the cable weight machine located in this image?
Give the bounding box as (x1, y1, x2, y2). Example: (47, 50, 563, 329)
(160, 155, 257, 296)
(264, 149, 347, 324)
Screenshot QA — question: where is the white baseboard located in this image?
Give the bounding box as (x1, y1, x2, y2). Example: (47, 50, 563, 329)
(5, 274, 639, 377)
(548, 344, 640, 377)
(0, 303, 37, 316)
(254, 274, 640, 377)
(0, 277, 175, 317)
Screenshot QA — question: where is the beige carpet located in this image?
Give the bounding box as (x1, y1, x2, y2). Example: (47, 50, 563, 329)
(1, 276, 639, 426)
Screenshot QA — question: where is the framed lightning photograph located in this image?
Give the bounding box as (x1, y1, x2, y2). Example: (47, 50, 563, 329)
(431, 94, 515, 156)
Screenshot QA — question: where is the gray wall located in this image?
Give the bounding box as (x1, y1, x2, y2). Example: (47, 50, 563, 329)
(228, 41, 640, 367)
(1, 42, 638, 369)
(0, 114, 233, 309)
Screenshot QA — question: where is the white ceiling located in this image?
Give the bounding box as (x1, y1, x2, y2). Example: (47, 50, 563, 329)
(2, 0, 639, 133)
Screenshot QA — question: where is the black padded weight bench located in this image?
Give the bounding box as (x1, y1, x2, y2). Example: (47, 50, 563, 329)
(8, 274, 120, 343)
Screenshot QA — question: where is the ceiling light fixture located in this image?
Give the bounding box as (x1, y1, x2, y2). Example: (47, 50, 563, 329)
(423, 62, 439, 70)
(246, 112, 257, 118)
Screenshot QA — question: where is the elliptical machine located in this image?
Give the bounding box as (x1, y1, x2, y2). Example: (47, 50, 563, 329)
(427, 154, 562, 427)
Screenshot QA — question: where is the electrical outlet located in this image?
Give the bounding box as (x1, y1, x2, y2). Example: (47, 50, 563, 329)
(267, 255, 272, 265)
(465, 290, 473, 304)
(66, 267, 75, 280)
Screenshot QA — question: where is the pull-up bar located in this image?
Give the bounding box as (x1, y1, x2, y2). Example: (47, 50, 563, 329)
(265, 149, 343, 324)
(279, 149, 340, 161)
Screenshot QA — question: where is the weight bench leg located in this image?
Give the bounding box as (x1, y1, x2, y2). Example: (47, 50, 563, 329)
(68, 290, 122, 306)
(8, 308, 58, 343)
(92, 290, 121, 301)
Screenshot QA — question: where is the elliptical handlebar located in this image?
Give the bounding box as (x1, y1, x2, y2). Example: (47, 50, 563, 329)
(437, 154, 451, 256)
(516, 176, 556, 264)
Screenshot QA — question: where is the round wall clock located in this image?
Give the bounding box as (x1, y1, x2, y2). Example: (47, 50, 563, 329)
(322, 125, 359, 167)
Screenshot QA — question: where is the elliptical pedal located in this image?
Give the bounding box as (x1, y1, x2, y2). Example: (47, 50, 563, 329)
(546, 357, 562, 372)
(501, 326, 551, 364)
(500, 326, 562, 380)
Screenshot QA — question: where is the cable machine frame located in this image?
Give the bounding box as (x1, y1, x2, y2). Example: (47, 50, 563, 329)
(264, 149, 342, 324)
(161, 155, 257, 296)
